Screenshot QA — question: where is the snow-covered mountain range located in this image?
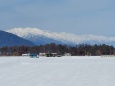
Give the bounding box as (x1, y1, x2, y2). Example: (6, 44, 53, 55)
(6, 27, 115, 46)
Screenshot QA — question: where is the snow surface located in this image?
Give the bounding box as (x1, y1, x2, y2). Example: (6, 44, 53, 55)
(0, 56, 115, 86)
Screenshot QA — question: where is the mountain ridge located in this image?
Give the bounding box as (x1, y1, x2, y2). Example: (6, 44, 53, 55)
(6, 27, 115, 46)
(0, 30, 35, 47)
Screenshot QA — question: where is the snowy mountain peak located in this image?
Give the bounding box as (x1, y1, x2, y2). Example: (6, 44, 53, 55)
(7, 27, 48, 37)
(6, 27, 115, 46)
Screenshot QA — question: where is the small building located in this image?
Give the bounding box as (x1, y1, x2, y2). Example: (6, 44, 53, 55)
(22, 53, 39, 58)
(13, 51, 19, 56)
(28, 53, 39, 58)
(22, 54, 28, 56)
(46, 53, 57, 57)
(39, 53, 46, 56)
(64, 53, 71, 56)
(52, 53, 57, 57)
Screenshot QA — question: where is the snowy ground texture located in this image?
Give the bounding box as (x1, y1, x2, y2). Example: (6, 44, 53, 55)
(0, 56, 115, 86)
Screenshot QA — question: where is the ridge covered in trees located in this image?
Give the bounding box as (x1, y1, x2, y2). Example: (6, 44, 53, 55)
(0, 43, 115, 56)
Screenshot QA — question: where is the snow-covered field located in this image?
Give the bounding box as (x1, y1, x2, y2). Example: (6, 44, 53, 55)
(0, 56, 115, 86)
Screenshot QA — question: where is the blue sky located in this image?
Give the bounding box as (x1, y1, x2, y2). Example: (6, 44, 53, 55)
(0, 0, 115, 36)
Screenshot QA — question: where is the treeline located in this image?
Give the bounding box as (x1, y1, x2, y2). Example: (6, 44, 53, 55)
(0, 43, 115, 56)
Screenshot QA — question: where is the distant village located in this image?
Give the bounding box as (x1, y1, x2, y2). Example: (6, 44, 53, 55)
(0, 43, 115, 57)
